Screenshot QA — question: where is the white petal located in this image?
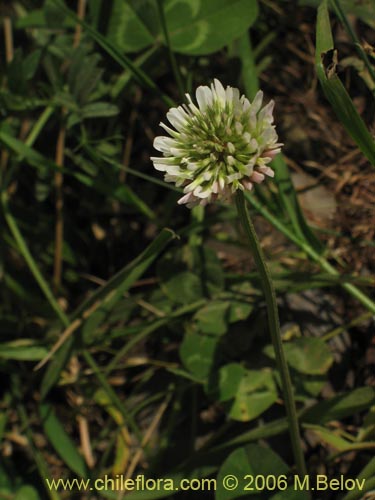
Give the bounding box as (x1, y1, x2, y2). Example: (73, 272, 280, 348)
(258, 100, 275, 124)
(159, 122, 180, 137)
(153, 136, 178, 153)
(166, 107, 189, 130)
(212, 79, 226, 104)
(196, 85, 213, 111)
(251, 90, 263, 114)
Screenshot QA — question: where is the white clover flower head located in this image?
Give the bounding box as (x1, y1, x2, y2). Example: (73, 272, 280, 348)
(151, 79, 282, 208)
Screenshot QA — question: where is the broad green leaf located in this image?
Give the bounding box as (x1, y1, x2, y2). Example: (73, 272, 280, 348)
(194, 301, 229, 335)
(159, 270, 203, 304)
(217, 363, 245, 401)
(264, 337, 333, 375)
(302, 387, 375, 424)
(39, 403, 88, 477)
(107, 0, 155, 52)
(109, 0, 258, 55)
(164, 0, 259, 55)
(179, 332, 217, 379)
(228, 299, 252, 323)
(216, 444, 288, 500)
(224, 367, 277, 422)
(316, 1, 375, 166)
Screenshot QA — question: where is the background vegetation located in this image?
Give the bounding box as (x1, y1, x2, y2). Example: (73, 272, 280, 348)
(0, 0, 374, 499)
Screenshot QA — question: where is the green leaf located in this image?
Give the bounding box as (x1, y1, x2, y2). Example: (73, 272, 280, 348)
(179, 332, 217, 380)
(305, 424, 352, 451)
(80, 102, 119, 119)
(219, 365, 277, 422)
(264, 337, 333, 375)
(39, 403, 88, 477)
(160, 270, 203, 304)
(166, 0, 259, 55)
(302, 387, 375, 424)
(315, 0, 375, 166)
(228, 299, 252, 323)
(194, 301, 229, 335)
(107, 0, 155, 52)
(40, 337, 74, 400)
(0, 340, 48, 361)
(217, 362, 245, 401)
(108, 0, 258, 55)
(216, 444, 289, 500)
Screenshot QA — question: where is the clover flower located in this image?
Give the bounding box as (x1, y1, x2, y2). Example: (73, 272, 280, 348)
(151, 79, 282, 208)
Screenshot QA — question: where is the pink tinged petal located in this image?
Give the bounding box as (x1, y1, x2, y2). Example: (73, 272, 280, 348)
(242, 180, 253, 191)
(211, 181, 219, 193)
(262, 148, 281, 160)
(250, 171, 265, 184)
(258, 166, 275, 177)
(196, 85, 213, 111)
(178, 191, 194, 205)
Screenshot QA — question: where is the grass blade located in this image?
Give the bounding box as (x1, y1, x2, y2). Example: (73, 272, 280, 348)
(316, 0, 375, 166)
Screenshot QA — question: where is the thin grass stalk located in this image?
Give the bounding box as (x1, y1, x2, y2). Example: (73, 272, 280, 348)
(156, 0, 185, 100)
(1, 17, 13, 171)
(53, 112, 66, 291)
(3, 16, 13, 63)
(2, 191, 69, 327)
(73, 0, 86, 48)
(235, 190, 307, 478)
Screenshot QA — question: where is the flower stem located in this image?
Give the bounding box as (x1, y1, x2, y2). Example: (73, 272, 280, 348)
(235, 190, 307, 478)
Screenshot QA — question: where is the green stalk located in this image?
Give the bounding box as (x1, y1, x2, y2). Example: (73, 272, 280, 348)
(25, 105, 54, 147)
(1, 191, 69, 328)
(235, 190, 307, 478)
(156, 0, 185, 101)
